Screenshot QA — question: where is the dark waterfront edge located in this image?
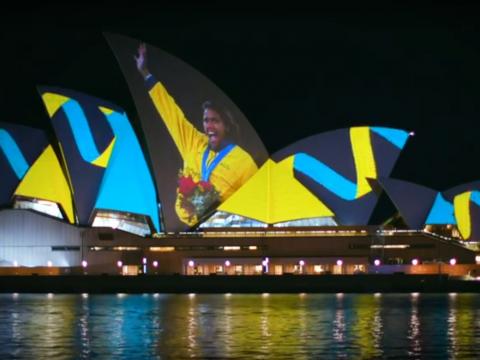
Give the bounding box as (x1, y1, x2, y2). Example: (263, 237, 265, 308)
(1, 274, 480, 294)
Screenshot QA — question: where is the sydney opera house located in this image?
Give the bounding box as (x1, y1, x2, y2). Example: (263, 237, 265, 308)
(1, 34, 479, 277)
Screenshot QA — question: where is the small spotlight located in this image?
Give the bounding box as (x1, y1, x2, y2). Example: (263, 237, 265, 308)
(225, 260, 231, 267)
(81, 260, 88, 268)
(449, 258, 457, 266)
(336, 259, 343, 266)
(188, 260, 194, 267)
(117, 260, 123, 268)
(142, 257, 147, 265)
(374, 259, 381, 266)
(411, 258, 419, 266)
(152, 260, 158, 268)
(409, 131, 415, 136)
(47, 260, 53, 267)
(299, 260, 305, 266)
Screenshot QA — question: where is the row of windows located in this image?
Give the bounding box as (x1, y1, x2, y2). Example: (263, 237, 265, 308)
(348, 243, 435, 250)
(88, 245, 266, 252)
(51, 246, 80, 251)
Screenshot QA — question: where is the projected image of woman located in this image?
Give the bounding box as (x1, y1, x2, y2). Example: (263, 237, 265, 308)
(135, 43, 257, 226)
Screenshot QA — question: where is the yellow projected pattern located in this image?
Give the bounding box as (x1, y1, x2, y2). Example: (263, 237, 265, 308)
(454, 192, 471, 240)
(42, 93, 70, 117)
(351, 127, 377, 198)
(15, 145, 74, 223)
(219, 157, 333, 224)
(91, 137, 116, 168)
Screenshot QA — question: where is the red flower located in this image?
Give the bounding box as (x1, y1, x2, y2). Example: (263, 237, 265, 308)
(198, 181, 213, 192)
(178, 176, 196, 196)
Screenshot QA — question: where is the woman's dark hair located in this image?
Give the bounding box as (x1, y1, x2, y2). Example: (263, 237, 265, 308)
(202, 100, 240, 142)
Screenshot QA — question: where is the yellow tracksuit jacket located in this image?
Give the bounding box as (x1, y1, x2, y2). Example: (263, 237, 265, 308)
(147, 80, 258, 225)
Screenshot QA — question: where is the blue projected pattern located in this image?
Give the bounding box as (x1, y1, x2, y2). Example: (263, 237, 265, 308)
(425, 193, 456, 225)
(471, 192, 480, 207)
(370, 127, 409, 149)
(294, 153, 358, 201)
(62, 100, 107, 164)
(95, 108, 160, 232)
(0, 129, 29, 179)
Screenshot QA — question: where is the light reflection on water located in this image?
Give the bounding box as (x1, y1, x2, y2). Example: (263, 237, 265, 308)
(1, 293, 480, 358)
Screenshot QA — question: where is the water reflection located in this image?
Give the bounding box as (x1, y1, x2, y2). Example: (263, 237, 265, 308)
(1, 293, 480, 358)
(408, 296, 422, 356)
(352, 294, 383, 358)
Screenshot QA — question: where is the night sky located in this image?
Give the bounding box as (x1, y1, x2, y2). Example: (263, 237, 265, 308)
(1, 3, 479, 194)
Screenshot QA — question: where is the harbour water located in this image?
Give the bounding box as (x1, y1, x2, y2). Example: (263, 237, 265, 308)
(1, 293, 480, 359)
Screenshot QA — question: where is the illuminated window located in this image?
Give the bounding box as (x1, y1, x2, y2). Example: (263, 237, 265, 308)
(371, 244, 410, 249)
(14, 197, 63, 220)
(353, 265, 365, 273)
(274, 265, 283, 275)
(223, 246, 241, 251)
(314, 265, 324, 273)
(200, 211, 267, 228)
(149, 246, 175, 252)
(92, 210, 152, 237)
(274, 217, 337, 227)
(254, 265, 263, 274)
(113, 246, 140, 251)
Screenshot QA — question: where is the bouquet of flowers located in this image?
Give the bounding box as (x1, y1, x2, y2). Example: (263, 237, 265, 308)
(177, 169, 221, 223)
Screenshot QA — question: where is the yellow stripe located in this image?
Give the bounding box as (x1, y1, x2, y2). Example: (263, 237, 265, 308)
(350, 127, 377, 198)
(14, 145, 75, 223)
(41, 93, 70, 118)
(91, 137, 116, 168)
(454, 191, 472, 240)
(98, 106, 114, 115)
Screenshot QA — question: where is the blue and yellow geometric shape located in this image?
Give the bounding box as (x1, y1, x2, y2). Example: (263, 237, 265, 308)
(39, 87, 160, 232)
(273, 126, 409, 225)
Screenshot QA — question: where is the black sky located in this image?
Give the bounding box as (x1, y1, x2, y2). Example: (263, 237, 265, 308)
(1, 3, 479, 192)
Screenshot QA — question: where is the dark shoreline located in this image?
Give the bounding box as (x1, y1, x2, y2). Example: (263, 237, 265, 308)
(1, 274, 480, 293)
